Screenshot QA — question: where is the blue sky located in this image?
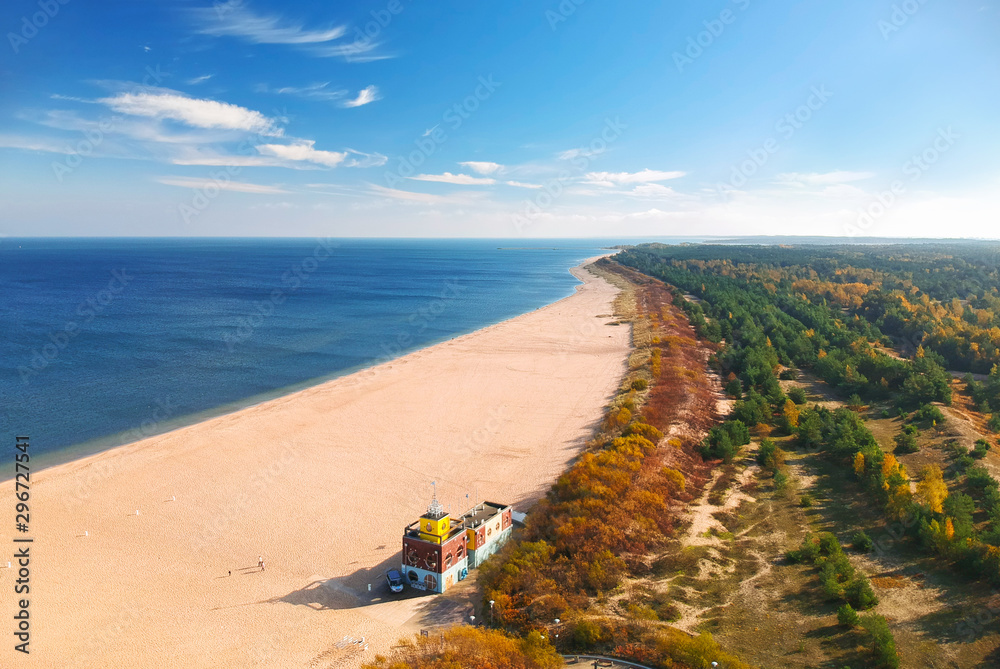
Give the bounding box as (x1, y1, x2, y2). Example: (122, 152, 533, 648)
(1, 0, 998, 237)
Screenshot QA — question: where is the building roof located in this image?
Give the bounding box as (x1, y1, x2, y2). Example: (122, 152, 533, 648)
(458, 501, 510, 528)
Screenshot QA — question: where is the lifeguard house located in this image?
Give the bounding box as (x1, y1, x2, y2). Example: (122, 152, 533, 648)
(401, 493, 513, 593)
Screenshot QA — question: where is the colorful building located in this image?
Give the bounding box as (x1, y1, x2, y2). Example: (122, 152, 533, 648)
(401, 496, 513, 593)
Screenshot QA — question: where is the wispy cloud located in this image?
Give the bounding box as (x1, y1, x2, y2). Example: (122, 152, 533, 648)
(776, 170, 876, 186)
(369, 184, 449, 203)
(256, 82, 347, 102)
(156, 176, 290, 194)
(0, 134, 73, 154)
(341, 85, 381, 108)
(505, 180, 543, 189)
(170, 151, 285, 167)
(192, 4, 346, 44)
(409, 172, 496, 186)
(98, 89, 283, 135)
(583, 169, 686, 186)
(629, 183, 679, 198)
(315, 39, 392, 62)
(256, 140, 346, 167)
(342, 149, 387, 168)
(187, 74, 214, 85)
(558, 147, 604, 160)
(460, 161, 503, 175)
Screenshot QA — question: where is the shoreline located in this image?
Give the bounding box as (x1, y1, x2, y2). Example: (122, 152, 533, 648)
(16, 255, 612, 481)
(1, 256, 630, 668)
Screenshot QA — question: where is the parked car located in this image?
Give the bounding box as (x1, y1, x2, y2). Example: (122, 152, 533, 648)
(385, 569, 404, 593)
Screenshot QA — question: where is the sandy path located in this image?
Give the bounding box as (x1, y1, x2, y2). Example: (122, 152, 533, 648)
(0, 261, 630, 668)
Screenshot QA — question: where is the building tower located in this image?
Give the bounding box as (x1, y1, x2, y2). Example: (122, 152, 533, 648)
(401, 492, 469, 593)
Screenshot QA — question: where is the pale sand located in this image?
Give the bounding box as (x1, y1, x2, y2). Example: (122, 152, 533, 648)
(1, 261, 630, 668)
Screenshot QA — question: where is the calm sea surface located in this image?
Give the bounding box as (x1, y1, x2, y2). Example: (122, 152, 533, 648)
(1, 238, 681, 470)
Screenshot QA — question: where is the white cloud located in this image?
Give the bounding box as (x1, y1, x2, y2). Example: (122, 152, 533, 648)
(170, 150, 287, 167)
(369, 184, 448, 203)
(342, 85, 381, 108)
(409, 172, 496, 186)
(505, 180, 543, 189)
(0, 134, 73, 154)
(187, 74, 214, 85)
(776, 171, 875, 186)
(460, 161, 503, 175)
(256, 140, 346, 167)
(257, 81, 347, 102)
(156, 176, 289, 194)
(98, 90, 282, 135)
(315, 39, 391, 62)
(583, 169, 686, 186)
(343, 149, 387, 168)
(558, 147, 604, 161)
(193, 5, 345, 44)
(630, 183, 679, 198)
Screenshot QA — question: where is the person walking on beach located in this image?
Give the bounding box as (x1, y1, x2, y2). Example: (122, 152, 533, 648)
(261, 560, 265, 572)
(258, 556, 263, 570)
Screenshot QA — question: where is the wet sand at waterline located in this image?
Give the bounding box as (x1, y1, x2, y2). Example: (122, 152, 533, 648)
(0, 260, 630, 668)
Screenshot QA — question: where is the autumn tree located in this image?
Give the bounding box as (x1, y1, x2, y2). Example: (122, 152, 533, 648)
(362, 627, 561, 669)
(853, 452, 866, 477)
(783, 398, 800, 431)
(917, 464, 948, 514)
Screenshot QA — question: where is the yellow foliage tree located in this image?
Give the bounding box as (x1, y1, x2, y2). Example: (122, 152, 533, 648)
(945, 517, 955, 541)
(615, 407, 632, 426)
(888, 483, 913, 519)
(853, 452, 865, 477)
(917, 465, 948, 514)
(783, 399, 800, 429)
(881, 453, 900, 482)
(661, 467, 686, 492)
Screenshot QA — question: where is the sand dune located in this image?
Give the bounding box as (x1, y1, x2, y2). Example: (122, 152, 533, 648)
(0, 260, 630, 668)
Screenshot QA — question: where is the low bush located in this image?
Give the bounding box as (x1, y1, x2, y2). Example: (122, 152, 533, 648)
(837, 603, 860, 627)
(912, 403, 946, 425)
(852, 530, 874, 553)
(973, 439, 991, 459)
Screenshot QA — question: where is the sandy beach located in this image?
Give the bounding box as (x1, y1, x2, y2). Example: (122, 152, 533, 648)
(1, 260, 630, 668)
